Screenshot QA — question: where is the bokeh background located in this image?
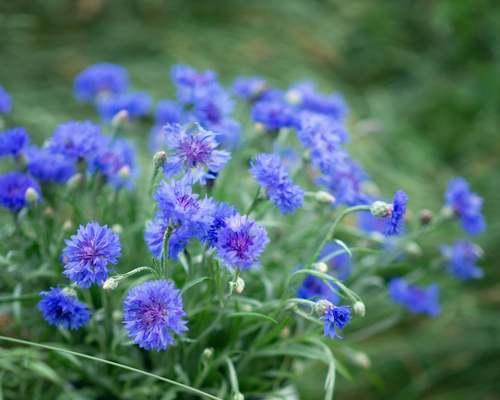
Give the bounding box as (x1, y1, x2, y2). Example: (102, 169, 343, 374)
(1, 1, 499, 398)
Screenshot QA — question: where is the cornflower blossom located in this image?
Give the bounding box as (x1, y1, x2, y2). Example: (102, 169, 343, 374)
(0, 127, 29, 157)
(47, 120, 103, 161)
(320, 303, 352, 339)
(26, 147, 76, 183)
(388, 278, 440, 316)
(441, 241, 484, 281)
(97, 92, 151, 121)
(0, 172, 40, 212)
(38, 288, 91, 330)
(74, 63, 128, 102)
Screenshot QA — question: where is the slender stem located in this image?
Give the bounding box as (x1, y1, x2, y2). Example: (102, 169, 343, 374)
(0, 293, 39, 304)
(0, 335, 222, 400)
(245, 188, 262, 215)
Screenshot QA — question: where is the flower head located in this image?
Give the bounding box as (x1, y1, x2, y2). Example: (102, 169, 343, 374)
(297, 276, 339, 304)
(38, 288, 91, 330)
(48, 121, 103, 161)
(123, 280, 187, 351)
(171, 64, 218, 104)
(250, 153, 304, 214)
(385, 190, 408, 236)
(0, 172, 40, 212)
(318, 242, 352, 280)
(388, 278, 440, 316)
(62, 222, 121, 288)
(0, 85, 12, 113)
(251, 99, 297, 130)
(0, 127, 29, 157)
(215, 214, 269, 270)
(97, 92, 151, 121)
(320, 304, 352, 339)
(441, 241, 483, 281)
(162, 124, 230, 183)
(74, 63, 128, 102)
(26, 147, 75, 183)
(445, 177, 486, 235)
(150, 100, 184, 151)
(233, 76, 267, 101)
(203, 201, 237, 247)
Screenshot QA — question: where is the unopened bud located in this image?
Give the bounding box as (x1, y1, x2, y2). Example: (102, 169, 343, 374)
(370, 201, 392, 218)
(313, 262, 329, 274)
(234, 276, 245, 294)
(314, 299, 333, 316)
(153, 151, 167, 170)
(352, 351, 371, 368)
(202, 347, 214, 362)
(285, 89, 302, 105)
(405, 242, 422, 256)
(103, 277, 119, 290)
(67, 173, 83, 191)
(254, 122, 265, 133)
(25, 187, 39, 205)
(118, 165, 130, 179)
(315, 191, 336, 204)
(112, 224, 123, 235)
(63, 220, 73, 232)
(43, 207, 54, 218)
(112, 110, 129, 128)
(419, 209, 433, 226)
(62, 287, 77, 297)
(353, 301, 366, 317)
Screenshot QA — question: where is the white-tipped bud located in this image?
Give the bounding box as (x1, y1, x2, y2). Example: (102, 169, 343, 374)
(254, 122, 265, 133)
(62, 287, 77, 297)
(202, 347, 214, 362)
(234, 276, 245, 294)
(25, 187, 39, 205)
(118, 165, 130, 179)
(440, 205, 455, 218)
(67, 173, 83, 191)
(352, 351, 371, 368)
(285, 89, 302, 105)
(314, 299, 333, 316)
(112, 224, 123, 235)
(63, 219, 73, 232)
(353, 301, 366, 317)
(153, 151, 167, 170)
(103, 277, 119, 290)
(313, 262, 329, 274)
(315, 191, 336, 204)
(405, 242, 422, 256)
(370, 200, 392, 218)
(241, 304, 253, 312)
(112, 110, 129, 128)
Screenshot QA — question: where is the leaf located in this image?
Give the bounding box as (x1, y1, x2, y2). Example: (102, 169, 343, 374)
(28, 361, 64, 386)
(228, 312, 278, 324)
(181, 276, 211, 295)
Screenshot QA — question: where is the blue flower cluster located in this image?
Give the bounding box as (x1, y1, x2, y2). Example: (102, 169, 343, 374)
(38, 288, 91, 330)
(321, 304, 352, 338)
(0, 172, 40, 212)
(441, 241, 483, 281)
(0, 127, 29, 157)
(388, 278, 440, 316)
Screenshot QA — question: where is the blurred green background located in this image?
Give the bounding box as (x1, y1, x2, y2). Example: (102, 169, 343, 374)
(1, 1, 499, 398)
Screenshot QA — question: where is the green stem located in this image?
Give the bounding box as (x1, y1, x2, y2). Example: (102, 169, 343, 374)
(0, 293, 39, 304)
(245, 188, 262, 215)
(0, 335, 222, 400)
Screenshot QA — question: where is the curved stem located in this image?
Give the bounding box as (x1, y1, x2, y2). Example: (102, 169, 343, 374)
(0, 335, 222, 400)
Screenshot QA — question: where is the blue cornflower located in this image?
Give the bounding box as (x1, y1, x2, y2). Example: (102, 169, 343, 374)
(316, 150, 369, 206)
(97, 92, 151, 121)
(388, 278, 440, 316)
(48, 120, 103, 161)
(357, 210, 387, 236)
(251, 99, 298, 130)
(171, 64, 218, 104)
(385, 190, 408, 236)
(233, 76, 267, 101)
(149, 100, 184, 151)
(74, 63, 128, 102)
(204, 201, 237, 248)
(441, 241, 483, 281)
(62, 222, 121, 288)
(154, 178, 202, 224)
(445, 177, 486, 235)
(319, 242, 352, 281)
(0, 127, 29, 157)
(297, 276, 339, 304)
(26, 147, 75, 183)
(249, 153, 304, 214)
(162, 124, 230, 183)
(215, 214, 269, 270)
(91, 137, 137, 189)
(38, 288, 91, 330)
(320, 304, 352, 339)
(286, 81, 348, 121)
(0, 85, 12, 113)
(123, 280, 187, 351)
(0, 172, 40, 212)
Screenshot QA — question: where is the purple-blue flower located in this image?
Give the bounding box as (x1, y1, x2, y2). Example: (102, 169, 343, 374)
(385, 190, 408, 236)
(388, 278, 440, 316)
(162, 124, 230, 183)
(298, 276, 339, 304)
(171, 64, 218, 104)
(38, 288, 91, 330)
(319, 242, 352, 280)
(250, 153, 304, 214)
(91, 137, 137, 189)
(204, 201, 237, 248)
(445, 177, 486, 235)
(0, 85, 12, 113)
(150, 100, 184, 151)
(26, 147, 75, 183)
(251, 99, 297, 130)
(74, 63, 128, 102)
(215, 214, 269, 270)
(0, 172, 40, 212)
(233, 76, 267, 101)
(97, 92, 151, 121)
(62, 222, 121, 288)
(48, 120, 103, 161)
(441, 241, 483, 281)
(0, 127, 29, 157)
(320, 304, 352, 339)
(123, 280, 187, 351)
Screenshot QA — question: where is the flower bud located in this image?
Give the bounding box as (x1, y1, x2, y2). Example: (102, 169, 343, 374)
(419, 209, 433, 226)
(254, 122, 265, 133)
(353, 301, 366, 317)
(62, 287, 77, 297)
(352, 351, 371, 368)
(43, 207, 54, 219)
(25, 187, 39, 205)
(313, 262, 329, 274)
(370, 201, 391, 218)
(63, 219, 73, 232)
(112, 224, 123, 235)
(112, 110, 129, 129)
(314, 299, 333, 316)
(405, 242, 422, 256)
(67, 173, 83, 191)
(202, 347, 214, 362)
(285, 89, 302, 105)
(118, 165, 130, 179)
(234, 276, 245, 294)
(314, 191, 336, 205)
(153, 151, 167, 170)
(441, 206, 454, 219)
(103, 277, 119, 290)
